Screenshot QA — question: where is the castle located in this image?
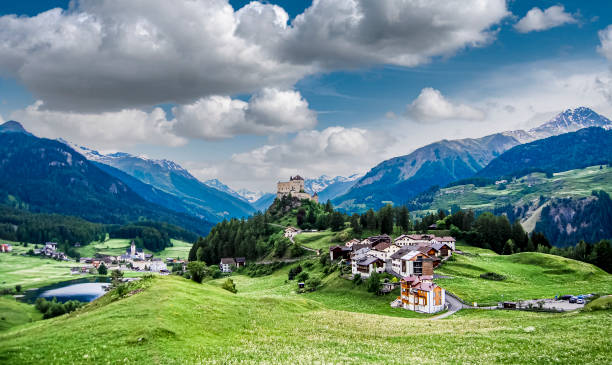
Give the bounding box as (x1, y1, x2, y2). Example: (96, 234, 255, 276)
(277, 175, 318, 203)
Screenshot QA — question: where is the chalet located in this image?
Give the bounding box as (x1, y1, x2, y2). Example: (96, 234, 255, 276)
(369, 242, 401, 260)
(436, 237, 456, 250)
(344, 238, 361, 247)
(148, 259, 167, 273)
(220, 258, 236, 273)
(284, 227, 300, 239)
(0, 243, 12, 252)
(394, 234, 436, 247)
(390, 248, 435, 277)
(431, 242, 453, 257)
(235, 257, 246, 268)
(351, 255, 385, 278)
(399, 276, 445, 313)
(42, 242, 58, 256)
(329, 245, 352, 261)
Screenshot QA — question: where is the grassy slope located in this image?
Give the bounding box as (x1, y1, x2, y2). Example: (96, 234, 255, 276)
(0, 253, 80, 290)
(436, 244, 612, 305)
(0, 296, 42, 331)
(417, 165, 612, 214)
(1, 275, 610, 364)
(76, 239, 192, 259)
(293, 230, 337, 250)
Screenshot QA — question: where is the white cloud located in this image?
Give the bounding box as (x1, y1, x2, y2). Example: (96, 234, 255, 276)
(598, 25, 612, 61)
(0, 0, 510, 112)
(281, 0, 510, 69)
(172, 88, 317, 140)
(407, 88, 486, 122)
(10, 101, 186, 149)
(514, 5, 577, 33)
(187, 126, 394, 191)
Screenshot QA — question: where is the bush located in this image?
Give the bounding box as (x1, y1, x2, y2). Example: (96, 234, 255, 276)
(288, 265, 303, 280)
(35, 297, 83, 319)
(366, 272, 382, 293)
(221, 278, 237, 294)
(98, 262, 108, 275)
(15, 284, 21, 293)
(305, 276, 321, 292)
(353, 274, 362, 285)
(187, 261, 209, 283)
(296, 271, 309, 282)
(480, 272, 507, 281)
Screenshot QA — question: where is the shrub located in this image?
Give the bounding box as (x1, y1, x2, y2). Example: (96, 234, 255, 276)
(296, 271, 309, 282)
(480, 272, 507, 281)
(353, 274, 362, 285)
(366, 273, 382, 293)
(15, 284, 21, 293)
(98, 263, 108, 275)
(288, 265, 303, 280)
(187, 261, 209, 283)
(305, 276, 321, 292)
(222, 278, 237, 294)
(35, 297, 83, 319)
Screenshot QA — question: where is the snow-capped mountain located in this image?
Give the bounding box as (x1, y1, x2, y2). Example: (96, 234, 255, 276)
(503, 107, 612, 143)
(59, 141, 256, 221)
(203, 179, 250, 202)
(235, 188, 268, 203)
(304, 174, 362, 195)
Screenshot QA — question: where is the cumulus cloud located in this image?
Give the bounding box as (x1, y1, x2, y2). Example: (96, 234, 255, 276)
(0, 0, 510, 112)
(598, 25, 612, 61)
(187, 126, 394, 191)
(406, 88, 486, 123)
(172, 88, 317, 140)
(281, 0, 510, 69)
(10, 101, 186, 149)
(514, 5, 577, 33)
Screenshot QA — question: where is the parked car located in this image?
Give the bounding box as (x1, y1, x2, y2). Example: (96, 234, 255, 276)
(559, 295, 572, 300)
(569, 296, 578, 303)
(577, 298, 585, 304)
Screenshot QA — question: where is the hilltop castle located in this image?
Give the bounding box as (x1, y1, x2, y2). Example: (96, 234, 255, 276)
(277, 175, 318, 203)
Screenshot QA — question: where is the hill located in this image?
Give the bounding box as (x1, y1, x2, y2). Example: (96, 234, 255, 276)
(476, 127, 612, 180)
(436, 243, 612, 306)
(0, 132, 211, 236)
(72, 145, 255, 222)
(1, 267, 610, 363)
(334, 107, 612, 213)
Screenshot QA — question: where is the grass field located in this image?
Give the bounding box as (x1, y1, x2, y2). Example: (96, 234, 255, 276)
(416, 165, 612, 215)
(0, 296, 42, 331)
(436, 244, 612, 306)
(293, 230, 337, 250)
(0, 253, 81, 290)
(76, 239, 192, 260)
(0, 274, 610, 364)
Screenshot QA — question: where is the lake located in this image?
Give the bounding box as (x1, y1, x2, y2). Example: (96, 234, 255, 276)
(20, 277, 111, 303)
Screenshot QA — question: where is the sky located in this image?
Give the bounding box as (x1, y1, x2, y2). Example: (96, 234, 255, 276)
(0, 0, 611, 192)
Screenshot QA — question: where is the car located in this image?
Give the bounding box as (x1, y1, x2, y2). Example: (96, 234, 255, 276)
(569, 296, 578, 303)
(577, 295, 584, 299)
(576, 298, 585, 304)
(559, 295, 572, 301)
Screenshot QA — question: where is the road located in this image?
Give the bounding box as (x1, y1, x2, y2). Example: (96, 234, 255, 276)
(430, 293, 467, 320)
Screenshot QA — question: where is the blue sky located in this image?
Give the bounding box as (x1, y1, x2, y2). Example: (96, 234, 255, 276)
(0, 1, 611, 191)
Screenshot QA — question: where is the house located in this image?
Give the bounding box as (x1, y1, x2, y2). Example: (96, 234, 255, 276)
(436, 237, 456, 250)
(394, 234, 436, 247)
(431, 242, 453, 257)
(284, 226, 300, 239)
(351, 255, 385, 278)
(235, 257, 246, 268)
(220, 258, 236, 273)
(148, 259, 167, 272)
(70, 267, 80, 275)
(344, 238, 361, 247)
(0, 243, 12, 252)
(42, 242, 58, 256)
(399, 276, 445, 313)
(428, 224, 438, 230)
(369, 242, 401, 260)
(390, 248, 435, 277)
(329, 245, 352, 261)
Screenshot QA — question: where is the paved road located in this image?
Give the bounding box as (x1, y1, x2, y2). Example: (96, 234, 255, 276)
(430, 294, 467, 320)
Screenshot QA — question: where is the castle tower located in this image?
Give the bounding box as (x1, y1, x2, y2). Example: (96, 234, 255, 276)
(130, 241, 136, 256)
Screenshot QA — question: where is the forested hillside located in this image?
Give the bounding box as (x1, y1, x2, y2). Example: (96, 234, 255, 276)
(0, 132, 212, 236)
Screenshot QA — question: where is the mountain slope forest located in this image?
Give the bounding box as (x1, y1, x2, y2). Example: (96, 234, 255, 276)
(0, 131, 212, 236)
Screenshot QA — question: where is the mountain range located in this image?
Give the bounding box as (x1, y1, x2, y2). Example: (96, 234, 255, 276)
(0, 126, 212, 235)
(333, 107, 612, 212)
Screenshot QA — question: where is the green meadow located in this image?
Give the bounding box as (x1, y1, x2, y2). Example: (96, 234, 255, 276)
(0, 253, 80, 290)
(293, 230, 338, 250)
(436, 244, 612, 306)
(416, 165, 612, 214)
(0, 273, 610, 364)
(76, 238, 192, 260)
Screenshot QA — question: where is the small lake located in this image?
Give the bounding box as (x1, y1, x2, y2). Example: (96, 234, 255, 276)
(20, 277, 111, 304)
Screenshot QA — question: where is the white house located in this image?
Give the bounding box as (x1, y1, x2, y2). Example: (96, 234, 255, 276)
(344, 238, 361, 247)
(351, 255, 385, 278)
(368, 242, 401, 261)
(390, 248, 435, 278)
(284, 227, 300, 239)
(399, 276, 445, 314)
(220, 258, 236, 273)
